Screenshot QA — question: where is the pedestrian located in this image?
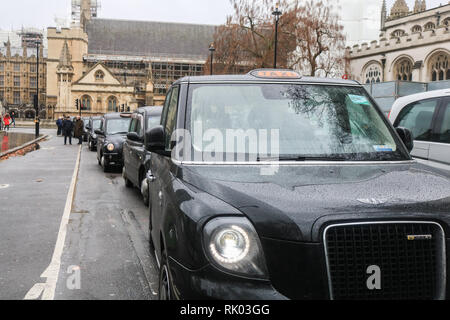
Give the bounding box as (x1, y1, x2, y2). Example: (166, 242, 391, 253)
(74, 116, 84, 145)
(56, 117, 63, 136)
(10, 111, 15, 128)
(62, 116, 74, 145)
(3, 114, 11, 131)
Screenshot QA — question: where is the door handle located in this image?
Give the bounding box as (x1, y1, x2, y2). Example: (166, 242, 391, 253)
(146, 171, 156, 182)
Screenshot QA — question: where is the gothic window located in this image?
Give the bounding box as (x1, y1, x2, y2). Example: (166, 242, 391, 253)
(364, 64, 382, 84)
(81, 95, 92, 111)
(429, 53, 450, 81)
(395, 58, 413, 81)
(391, 29, 406, 37)
(95, 70, 105, 81)
(108, 96, 118, 111)
(13, 91, 20, 104)
(444, 18, 450, 28)
(411, 25, 422, 33)
(424, 22, 436, 31)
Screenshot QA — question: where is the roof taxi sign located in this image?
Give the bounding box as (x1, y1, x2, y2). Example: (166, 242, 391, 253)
(250, 69, 302, 79)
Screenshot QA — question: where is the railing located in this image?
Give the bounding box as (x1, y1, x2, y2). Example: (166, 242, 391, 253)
(364, 80, 450, 114)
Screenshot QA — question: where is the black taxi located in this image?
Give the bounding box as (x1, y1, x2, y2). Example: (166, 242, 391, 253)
(145, 69, 450, 300)
(95, 112, 132, 172)
(123, 106, 163, 205)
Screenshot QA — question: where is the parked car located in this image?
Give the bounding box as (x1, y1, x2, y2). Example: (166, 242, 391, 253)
(123, 106, 163, 206)
(86, 116, 102, 151)
(82, 117, 90, 142)
(389, 89, 450, 165)
(145, 69, 450, 300)
(95, 112, 132, 172)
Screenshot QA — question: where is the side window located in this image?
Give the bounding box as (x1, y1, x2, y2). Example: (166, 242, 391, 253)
(129, 118, 137, 133)
(164, 86, 180, 150)
(396, 99, 439, 141)
(136, 115, 144, 137)
(437, 102, 450, 143)
(161, 89, 173, 128)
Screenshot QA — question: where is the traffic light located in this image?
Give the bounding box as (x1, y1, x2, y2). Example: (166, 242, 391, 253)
(75, 99, 79, 110)
(121, 104, 125, 112)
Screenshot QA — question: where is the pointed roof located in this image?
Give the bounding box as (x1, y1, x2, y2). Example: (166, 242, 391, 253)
(57, 40, 72, 69)
(390, 0, 410, 18)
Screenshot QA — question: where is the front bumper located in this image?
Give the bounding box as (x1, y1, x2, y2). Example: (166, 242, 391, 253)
(103, 152, 123, 166)
(168, 257, 288, 300)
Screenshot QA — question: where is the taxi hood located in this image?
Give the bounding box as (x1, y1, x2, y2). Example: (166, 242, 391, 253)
(180, 163, 450, 242)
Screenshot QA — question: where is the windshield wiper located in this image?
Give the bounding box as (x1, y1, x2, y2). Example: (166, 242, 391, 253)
(257, 156, 347, 162)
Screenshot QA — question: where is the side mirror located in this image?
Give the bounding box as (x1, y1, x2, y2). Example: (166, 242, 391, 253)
(396, 127, 414, 152)
(127, 132, 143, 142)
(145, 125, 165, 153)
(94, 129, 104, 136)
(86, 125, 91, 130)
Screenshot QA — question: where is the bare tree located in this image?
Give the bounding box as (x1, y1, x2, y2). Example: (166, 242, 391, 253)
(206, 0, 346, 78)
(290, 0, 346, 77)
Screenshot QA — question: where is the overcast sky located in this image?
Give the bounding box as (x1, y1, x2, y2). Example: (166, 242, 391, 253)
(0, 0, 446, 30)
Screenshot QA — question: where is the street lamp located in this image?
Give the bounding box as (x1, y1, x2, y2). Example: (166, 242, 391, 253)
(272, 3, 282, 69)
(209, 43, 216, 76)
(35, 40, 41, 137)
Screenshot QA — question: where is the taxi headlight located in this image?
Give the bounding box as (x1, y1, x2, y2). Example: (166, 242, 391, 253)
(203, 217, 268, 279)
(106, 143, 115, 152)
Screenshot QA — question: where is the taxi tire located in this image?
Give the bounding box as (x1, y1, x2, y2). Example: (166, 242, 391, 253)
(158, 250, 173, 300)
(123, 169, 133, 188)
(101, 155, 109, 173)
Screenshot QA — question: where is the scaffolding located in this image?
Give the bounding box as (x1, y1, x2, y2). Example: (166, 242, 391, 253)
(71, 0, 101, 25)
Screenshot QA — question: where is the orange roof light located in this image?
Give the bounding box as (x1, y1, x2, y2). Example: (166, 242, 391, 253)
(251, 70, 301, 79)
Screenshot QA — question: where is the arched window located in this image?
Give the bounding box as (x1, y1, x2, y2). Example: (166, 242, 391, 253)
(424, 22, 435, 31)
(391, 29, 406, 37)
(95, 70, 105, 81)
(364, 64, 382, 84)
(108, 96, 118, 112)
(411, 25, 422, 33)
(429, 52, 450, 82)
(394, 58, 413, 81)
(81, 95, 92, 111)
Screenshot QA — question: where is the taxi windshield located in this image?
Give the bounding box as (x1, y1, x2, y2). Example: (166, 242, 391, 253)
(187, 83, 409, 162)
(106, 118, 131, 135)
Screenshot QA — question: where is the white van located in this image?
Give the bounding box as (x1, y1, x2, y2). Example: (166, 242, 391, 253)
(389, 89, 450, 165)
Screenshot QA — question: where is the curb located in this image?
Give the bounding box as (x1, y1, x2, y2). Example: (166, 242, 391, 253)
(0, 134, 50, 158)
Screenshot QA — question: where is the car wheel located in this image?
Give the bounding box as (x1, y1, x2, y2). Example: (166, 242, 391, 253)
(123, 169, 133, 188)
(158, 251, 173, 300)
(141, 178, 149, 207)
(101, 155, 109, 173)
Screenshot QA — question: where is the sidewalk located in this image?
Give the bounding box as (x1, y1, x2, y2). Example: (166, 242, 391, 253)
(0, 129, 80, 299)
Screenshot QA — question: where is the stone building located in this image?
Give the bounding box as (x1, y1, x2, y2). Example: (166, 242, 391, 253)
(346, 0, 450, 84)
(48, 0, 215, 118)
(0, 30, 47, 119)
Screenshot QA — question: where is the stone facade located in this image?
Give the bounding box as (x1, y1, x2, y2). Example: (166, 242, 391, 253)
(0, 35, 47, 119)
(48, 0, 214, 119)
(347, 1, 450, 84)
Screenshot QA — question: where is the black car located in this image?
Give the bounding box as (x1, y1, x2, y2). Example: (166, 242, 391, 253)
(95, 112, 132, 172)
(123, 106, 163, 206)
(82, 117, 90, 142)
(85, 116, 102, 151)
(145, 69, 450, 300)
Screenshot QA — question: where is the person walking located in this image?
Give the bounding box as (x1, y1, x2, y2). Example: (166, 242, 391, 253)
(10, 111, 15, 128)
(62, 116, 74, 145)
(3, 114, 11, 131)
(56, 117, 63, 136)
(74, 116, 84, 145)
